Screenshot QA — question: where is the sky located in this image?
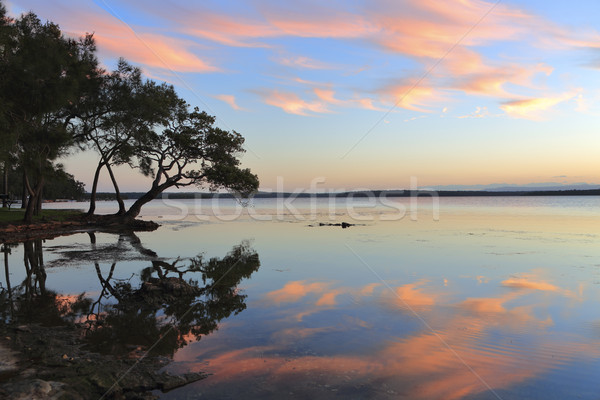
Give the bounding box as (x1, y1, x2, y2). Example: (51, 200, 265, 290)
(6, 0, 600, 191)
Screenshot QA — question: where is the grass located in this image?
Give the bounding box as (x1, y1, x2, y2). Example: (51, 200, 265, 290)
(0, 208, 84, 225)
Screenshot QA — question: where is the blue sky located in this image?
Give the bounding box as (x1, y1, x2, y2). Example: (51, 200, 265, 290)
(6, 0, 600, 191)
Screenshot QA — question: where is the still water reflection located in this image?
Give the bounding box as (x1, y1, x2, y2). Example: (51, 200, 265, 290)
(4, 197, 600, 399)
(0, 234, 260, 361)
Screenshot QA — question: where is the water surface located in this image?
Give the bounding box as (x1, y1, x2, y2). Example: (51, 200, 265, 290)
(3, 197, 600, 399)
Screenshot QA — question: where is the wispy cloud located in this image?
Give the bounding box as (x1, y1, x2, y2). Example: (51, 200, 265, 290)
(500, 91, 577, 120)
(14, 0, 600, 119)
(257, 89, 330, 116)
(275, 55, 335, 70)
(214, 94, 244, 110)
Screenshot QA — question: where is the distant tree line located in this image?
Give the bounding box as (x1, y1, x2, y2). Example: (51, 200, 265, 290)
(3, 164, 85, 203)
(0, 1, 258, 222)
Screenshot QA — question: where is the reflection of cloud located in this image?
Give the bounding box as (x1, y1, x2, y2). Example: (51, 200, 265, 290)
(394, 280, 437, 308)
(174, 273, 599, 399)
(502, 277, 560, 292)
(358, 282, 381, 296)
(315, 288, 344, 306)
(265, 280, 329, 303)
(461, 293, 518, 314)
(501, 274, 574, 297)
(271, 326, 335, 342)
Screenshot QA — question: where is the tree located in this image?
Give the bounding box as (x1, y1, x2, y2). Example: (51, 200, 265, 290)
(122, 102, 259, 221)
(79, 59, 178, 215)
(0, 9, 99, 221)
(43, 166, 86, 200)
(0, 2, 16, 207)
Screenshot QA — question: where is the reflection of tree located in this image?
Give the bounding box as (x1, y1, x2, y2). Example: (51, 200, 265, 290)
(0, 234, 260, 359)
(0, 243, 18, 320)
(86, 240, 259, 357)
(0, 239, 91, 326)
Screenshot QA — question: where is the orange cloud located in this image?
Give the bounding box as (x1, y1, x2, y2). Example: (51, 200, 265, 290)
(258, 90, 330, 115)
(214, 94, 244, 110)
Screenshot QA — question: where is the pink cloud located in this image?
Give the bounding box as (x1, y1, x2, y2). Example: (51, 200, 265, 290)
(258, 90, 330, 115)
(95, 32, 219, 73)
(16, 0, 599, 117)
(10, 1, 219, 75)
(214, 94, 244, 110)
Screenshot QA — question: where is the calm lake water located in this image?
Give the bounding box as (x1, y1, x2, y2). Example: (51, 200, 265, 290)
(3, 196, 600, 399)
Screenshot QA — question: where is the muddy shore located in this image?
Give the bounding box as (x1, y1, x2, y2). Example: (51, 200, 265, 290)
(0, 217, 203, 399)
(0, 216, 159, 244)
(0, 321, 206, 399)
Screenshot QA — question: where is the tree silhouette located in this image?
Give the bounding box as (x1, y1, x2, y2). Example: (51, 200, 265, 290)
(0, 7, 99, 221)
(78, 59, 179, 215)
(122, 103, 259, 221)
(0, 234, 260, 359)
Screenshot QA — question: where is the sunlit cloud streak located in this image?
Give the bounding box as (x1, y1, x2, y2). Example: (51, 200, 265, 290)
(500, 91, 578, 120)
(214, 94, 245, 110)
(12, 0, 600, 119)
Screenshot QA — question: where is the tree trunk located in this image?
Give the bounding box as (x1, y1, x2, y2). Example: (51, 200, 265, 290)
(87, 161, 104, 215)
(105, 162, 126, 215)
(122, 183, 169, 221)
(2, 164, 7, 208)
(35, 181, 43, 216)
(24, 193, 36, 223)
(21, 170, 28, 209)
(23, 175, 43, 223)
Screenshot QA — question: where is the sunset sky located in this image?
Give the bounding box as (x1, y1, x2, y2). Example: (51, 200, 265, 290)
(7, 0, 600, 191)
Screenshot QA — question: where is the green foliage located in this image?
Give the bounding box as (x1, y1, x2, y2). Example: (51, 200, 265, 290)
(2, 162, 85, 201)
(0, 208, 82, 224)
(43, 166, 86, 200)
(135, 105, 259, 193)
(0, 7, 99, 220)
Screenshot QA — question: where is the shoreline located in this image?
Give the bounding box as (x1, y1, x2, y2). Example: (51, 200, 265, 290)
(0, 216, 160, 244)
(0, 322, 206, 399)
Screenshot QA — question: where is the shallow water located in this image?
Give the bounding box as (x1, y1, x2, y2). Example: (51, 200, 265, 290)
(3, 197, 600, 399)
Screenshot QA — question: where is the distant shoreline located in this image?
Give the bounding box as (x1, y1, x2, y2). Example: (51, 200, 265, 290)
(83, 188, 600, 201)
